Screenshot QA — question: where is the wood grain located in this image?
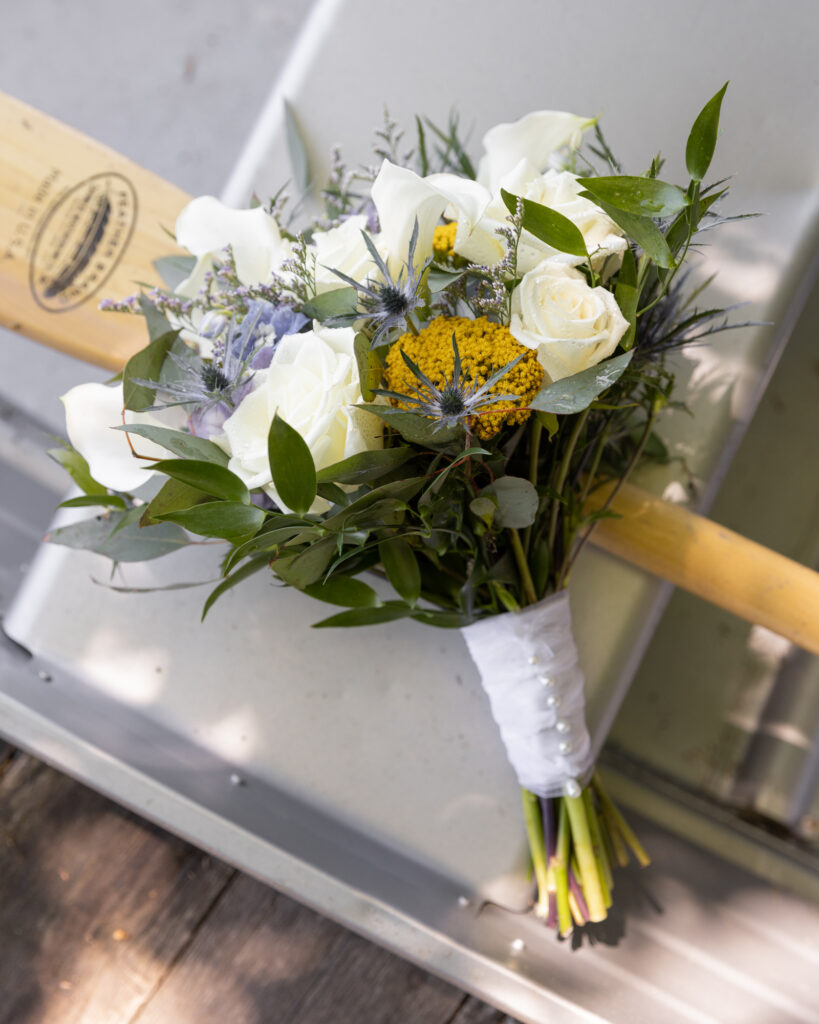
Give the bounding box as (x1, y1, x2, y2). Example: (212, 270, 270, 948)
(586, 481, 819, 656)
(0, 754, 519, 1024)
(0, 755, 233, 1024)
(133, 872, 467, 1024)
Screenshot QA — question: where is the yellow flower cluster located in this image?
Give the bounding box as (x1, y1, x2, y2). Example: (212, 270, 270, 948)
(384, 316, 543, 440)
(432, 222, 458, 256)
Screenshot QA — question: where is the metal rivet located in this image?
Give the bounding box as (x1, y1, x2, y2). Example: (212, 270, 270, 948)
(559, 741, 572, 754)
(510, 938, 526, 953)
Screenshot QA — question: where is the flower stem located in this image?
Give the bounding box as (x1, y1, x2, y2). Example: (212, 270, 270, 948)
(521, 789, 550, 917)
(583, 787, 613, 905)
(508, 528, 538, 606)
(564, 792, 608, 922)
(553, 799, 572, 936)
(522, 417, 543, 556)
(593, 772, 651, 868)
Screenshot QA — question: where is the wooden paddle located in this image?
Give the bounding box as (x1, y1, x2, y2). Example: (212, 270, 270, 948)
(2, 92, 817, 654)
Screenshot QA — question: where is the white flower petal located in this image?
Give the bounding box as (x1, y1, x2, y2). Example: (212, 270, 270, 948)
(478, 111, 595, 193)
(61, 383, 168, 492)
(372, 160, 449, 274)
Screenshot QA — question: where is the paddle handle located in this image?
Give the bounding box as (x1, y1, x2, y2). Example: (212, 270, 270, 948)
(0, 93, 191, 370)
(587, 482, 819, 656)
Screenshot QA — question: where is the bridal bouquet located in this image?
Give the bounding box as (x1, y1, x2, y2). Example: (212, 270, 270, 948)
(51, 85, 737, 935)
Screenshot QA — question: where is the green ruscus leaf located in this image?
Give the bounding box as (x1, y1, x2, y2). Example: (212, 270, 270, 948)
(501, 189, 588, 259)
(379, 537, 421, 606)
(267, 413, 317, 515)
(576, 176, 690, 218)
(686, 82, 729, 182)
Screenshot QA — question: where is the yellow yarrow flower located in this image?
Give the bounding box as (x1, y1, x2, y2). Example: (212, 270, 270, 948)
(432, 222, 458, 256)
(384, 316, 543, 440)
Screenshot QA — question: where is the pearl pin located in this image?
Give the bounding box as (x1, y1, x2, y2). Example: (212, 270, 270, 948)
(546, 695, 560, 707)
(538, 674, 553, 687)
(559, 741, 572, 754)
(556, 720, 570, 733)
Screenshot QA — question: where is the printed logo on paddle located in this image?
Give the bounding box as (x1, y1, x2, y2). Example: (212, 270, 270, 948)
(29, 172, 137, 313)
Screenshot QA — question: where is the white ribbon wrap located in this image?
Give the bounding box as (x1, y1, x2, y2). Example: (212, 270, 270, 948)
(461, 591, 592, 798)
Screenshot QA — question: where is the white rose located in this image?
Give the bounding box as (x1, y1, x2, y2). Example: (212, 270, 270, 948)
(311, 215, 372, 294)
(510, 259, 629, 382)
(477, 110, 595, 194)
(220, 323, 382, 512)
(61, 382, 171, 492)
(454, 162, 626, 275)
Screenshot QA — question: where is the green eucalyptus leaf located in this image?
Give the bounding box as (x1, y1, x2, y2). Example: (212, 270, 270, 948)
(223, 521, 312, 572)
(354, 331, 383, 402)
(154, 501, 265, 542)
(303, 576, 382, 608)
(267, 412, 317, 515)
(202, 555, 272, 620)
(576, 175, 690, 218)
(469, 495, 495, 526)
(357, 405, 462, 445)
(149, 459, 250, 504)
(138, 293, 174, 342)
(153, 254, 197, 290)
(501, 189, 588, 258)
(123, 329, 180, 411)
(114, 424, 229, 465)
(274, 535, 336, 588)
(47, 445, 106, 496)
(577, 192, 675, 269)
(535, 410, 559, 438)
(311, 601, 412, 628)
(284, 98, 311, 196)
(530, 351, 634, 414)
(316, 447, 413, 486)
(46, 508, 189, 562)
(379, 537, 421, 605)
(301, 287, 358, 321)
(481, 476, 539, 529)
(427, 267, 465, 294)
(686, 82, 729, 182)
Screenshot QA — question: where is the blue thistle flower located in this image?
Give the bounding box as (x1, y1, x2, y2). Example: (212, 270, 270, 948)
(329, 219, 429, 347)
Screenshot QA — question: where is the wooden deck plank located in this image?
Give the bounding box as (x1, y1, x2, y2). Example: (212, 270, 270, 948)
(132, 871, 467, 1024)
(449, 997, 520, 1024)
(0, 755, 519, 1024)
(0, 754, 234, 1024)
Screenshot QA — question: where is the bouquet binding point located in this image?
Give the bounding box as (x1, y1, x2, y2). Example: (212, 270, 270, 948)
(50, 84, 741, 936)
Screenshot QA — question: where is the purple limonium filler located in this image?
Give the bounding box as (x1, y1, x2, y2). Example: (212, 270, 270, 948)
(132, 300, 307, 438)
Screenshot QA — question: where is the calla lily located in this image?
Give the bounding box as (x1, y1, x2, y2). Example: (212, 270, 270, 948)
(174, 195, 291, 293)
(477, 110, 595, 194)
(372, 161, 492, 275)
(62, 383, 171, 492)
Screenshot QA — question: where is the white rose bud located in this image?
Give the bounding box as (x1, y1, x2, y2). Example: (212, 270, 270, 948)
(220, 324, 382, 512)
(510, 259, 629, 383)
